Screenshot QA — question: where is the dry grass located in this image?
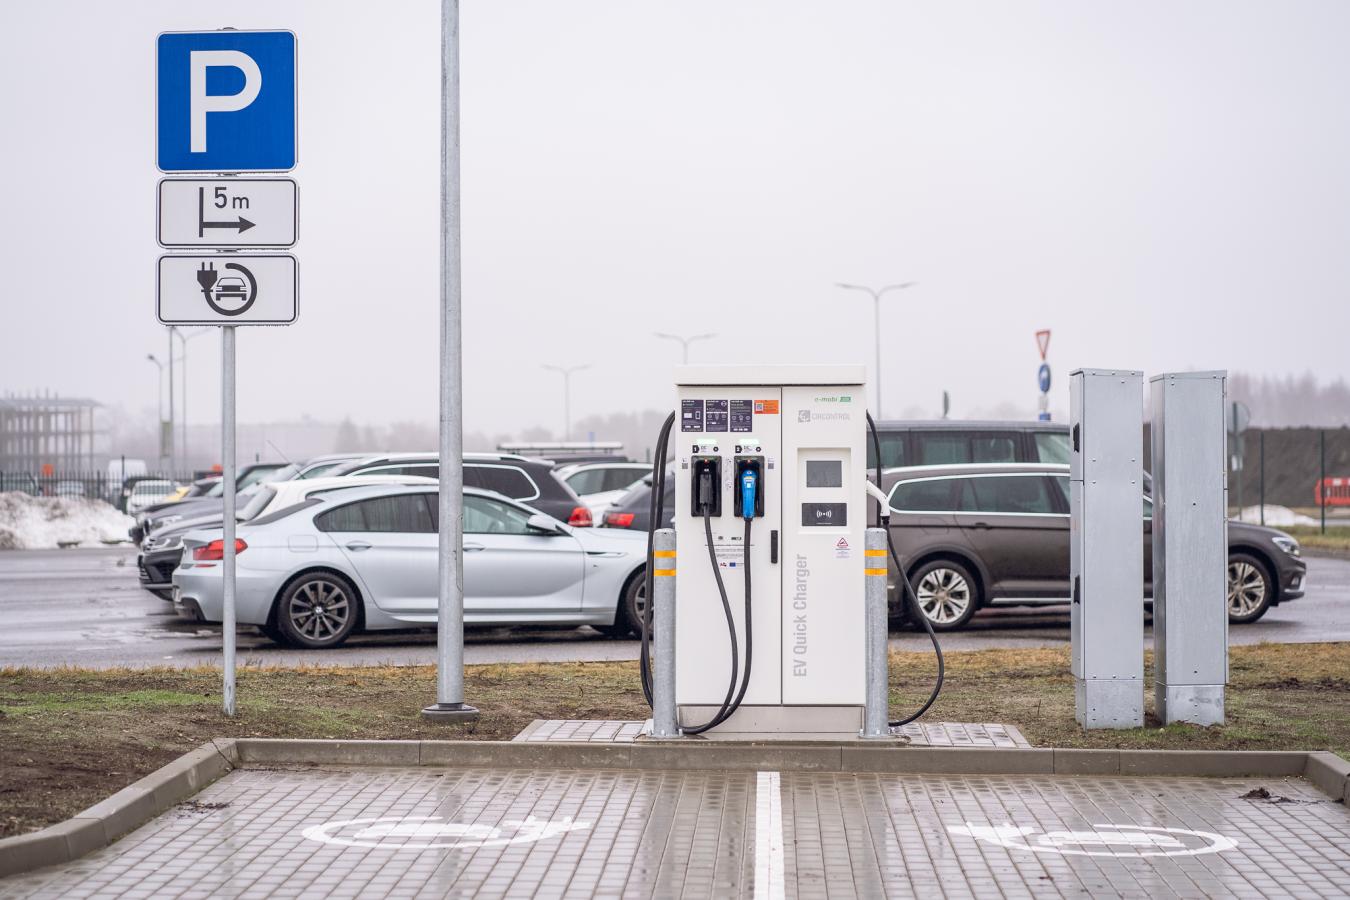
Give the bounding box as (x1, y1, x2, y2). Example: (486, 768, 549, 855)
(2, 643, 1347, 838)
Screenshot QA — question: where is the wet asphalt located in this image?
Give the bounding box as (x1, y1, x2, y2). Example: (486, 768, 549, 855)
(0, 546, 1346, 669)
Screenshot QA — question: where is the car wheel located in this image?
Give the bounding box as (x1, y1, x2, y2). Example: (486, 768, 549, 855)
(275, 572, 359, 649)
(1227, 553, 1273, 624)
(598, 571, 646, 638)
(907, 560, 980, 631)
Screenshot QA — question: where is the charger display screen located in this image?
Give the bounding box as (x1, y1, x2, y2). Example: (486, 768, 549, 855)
(805, 460, 843, 488)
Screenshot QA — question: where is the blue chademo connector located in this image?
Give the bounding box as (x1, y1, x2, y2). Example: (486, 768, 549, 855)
(740, 468, 758, 520)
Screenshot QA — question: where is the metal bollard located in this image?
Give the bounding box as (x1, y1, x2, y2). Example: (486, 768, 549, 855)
(650, 528, 680, 738)
(862, 527, 890, 738)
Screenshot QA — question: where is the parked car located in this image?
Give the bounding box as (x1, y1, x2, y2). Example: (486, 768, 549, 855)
(869, 419, 1071, 469)
(293, 453, 372, 480)
(137, 475, 436, 599)
(555, 462, 652, 516)
(599, 470, 673, 531)
(325, 452, 594, 525)
(131, 463, 297, 543)
(53, 480, 87, 498)
(172, 484, 650, 648)
(880, 463, 1306, 629)
(126, 479, 179, 515)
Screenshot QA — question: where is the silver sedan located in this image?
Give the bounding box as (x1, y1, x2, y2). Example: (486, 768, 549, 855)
(173, 483, 650, 649)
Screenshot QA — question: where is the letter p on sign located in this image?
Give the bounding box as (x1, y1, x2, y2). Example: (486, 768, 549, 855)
(158, 31, 296, 173)
(190, 51, 262, 152)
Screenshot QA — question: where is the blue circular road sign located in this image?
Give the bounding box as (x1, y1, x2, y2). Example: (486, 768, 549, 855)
(1038, 363, 1051, 393)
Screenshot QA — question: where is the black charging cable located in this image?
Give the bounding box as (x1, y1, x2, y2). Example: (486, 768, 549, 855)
(866, 412, 945, 727)
(639, 413, 755, 734)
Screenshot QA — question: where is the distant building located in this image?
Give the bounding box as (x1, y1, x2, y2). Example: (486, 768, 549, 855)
(0, 393, 100, 471)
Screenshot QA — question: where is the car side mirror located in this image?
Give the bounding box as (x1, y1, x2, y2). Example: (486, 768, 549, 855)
(527, 513, 568, 536)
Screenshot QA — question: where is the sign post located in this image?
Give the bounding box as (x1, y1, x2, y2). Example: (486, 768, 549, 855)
(156, 29, 298, 716)
(422, 0, 478, 724)
(1035, 329, 1052, 421)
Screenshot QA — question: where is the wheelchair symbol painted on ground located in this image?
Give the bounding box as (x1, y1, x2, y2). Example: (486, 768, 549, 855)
(948, 821, 1239, 858)
(301, 815, 591, 850)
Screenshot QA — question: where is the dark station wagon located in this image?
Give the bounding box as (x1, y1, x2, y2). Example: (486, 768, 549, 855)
(880, 463, 1307, 630)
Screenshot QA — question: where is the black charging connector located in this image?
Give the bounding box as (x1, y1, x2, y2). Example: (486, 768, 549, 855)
(691, 456, 722, 516)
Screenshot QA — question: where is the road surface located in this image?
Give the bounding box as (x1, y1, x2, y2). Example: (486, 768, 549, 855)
(0, 546, 1346, 669)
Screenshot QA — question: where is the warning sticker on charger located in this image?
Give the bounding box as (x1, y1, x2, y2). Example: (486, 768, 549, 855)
(712, 541, 751, 567)
(754, 400, 779, 415)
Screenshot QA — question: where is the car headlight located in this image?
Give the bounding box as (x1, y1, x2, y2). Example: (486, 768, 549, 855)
(1272, 536, 1300, 557)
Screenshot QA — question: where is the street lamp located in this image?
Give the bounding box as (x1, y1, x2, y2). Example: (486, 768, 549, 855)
(542, 364, 589, 441)
(146, 354, 166, 469)
(175, 327, 212, 471)
(835, 281, 917, 418)
(653, 332, 716, 364)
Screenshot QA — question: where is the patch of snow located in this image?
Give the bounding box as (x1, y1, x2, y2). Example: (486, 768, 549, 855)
(1234, 505, 1318, 527)
(0, 493, 135, 550)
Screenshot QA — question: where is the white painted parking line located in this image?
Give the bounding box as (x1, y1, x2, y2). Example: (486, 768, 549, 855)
(755, 771, 786, 899)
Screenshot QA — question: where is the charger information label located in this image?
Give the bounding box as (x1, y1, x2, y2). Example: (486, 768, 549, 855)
(681, 399, 704, 432)
(705, 399, 729, 432)
(730, 400, 753, 432)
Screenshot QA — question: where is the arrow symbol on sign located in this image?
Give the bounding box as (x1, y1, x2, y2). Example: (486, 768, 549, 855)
(201, 216, 256, 233)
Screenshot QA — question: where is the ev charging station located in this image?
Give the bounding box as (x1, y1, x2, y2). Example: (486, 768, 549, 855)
(657, 365, 872, 738)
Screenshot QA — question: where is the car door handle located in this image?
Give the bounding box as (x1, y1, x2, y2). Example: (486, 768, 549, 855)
(971, 522, 992, 530)
(345, 541, 372, 551)
(463, 543, 485, 552)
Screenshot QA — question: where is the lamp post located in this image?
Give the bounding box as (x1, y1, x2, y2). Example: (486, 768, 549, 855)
(654, 332, 716, 364)
(146, 354, 166, 470)
(834, 282, 917, 418)
(543, 364, 589, 441)
(175, 327, 212, 471)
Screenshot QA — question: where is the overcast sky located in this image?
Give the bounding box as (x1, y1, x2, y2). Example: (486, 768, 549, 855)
(2, 0, 1348, 436)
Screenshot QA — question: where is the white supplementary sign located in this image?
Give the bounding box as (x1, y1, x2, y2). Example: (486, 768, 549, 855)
(157, 254, 297, 325)
(159, 179, 297, 248)
(948, 821, 1239, 858)
(301, 815, 590, 850)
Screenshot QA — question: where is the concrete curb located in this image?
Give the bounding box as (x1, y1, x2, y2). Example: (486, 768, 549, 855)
(0, 740, 237, 880)
(3, 739, 1345, 880)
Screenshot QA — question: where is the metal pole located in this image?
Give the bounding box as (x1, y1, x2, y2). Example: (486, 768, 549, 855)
(423, 0, 477, 724)
(1259, 430, 1265, 527)
(651, 528, 679, 738)
(563, 369, 572, 441)
(221, 326, 236, 716)
(168, 327, 175, 473)
(863, 527, 890, 738)
(873, 293, 883, 419)
(1321, 429, 1327, 535)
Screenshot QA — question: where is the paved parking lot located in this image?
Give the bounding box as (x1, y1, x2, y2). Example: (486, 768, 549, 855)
(0, 547, 1347, 669)
(3, 763, 1348, 898)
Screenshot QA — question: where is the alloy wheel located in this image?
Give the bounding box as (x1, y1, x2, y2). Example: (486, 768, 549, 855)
(1227, 561, 1266, 618)
(288, 579, 352, 642)
(916, 568, 971, 625)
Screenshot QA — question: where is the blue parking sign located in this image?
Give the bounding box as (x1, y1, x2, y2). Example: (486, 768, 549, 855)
(157, 31, 296, 172)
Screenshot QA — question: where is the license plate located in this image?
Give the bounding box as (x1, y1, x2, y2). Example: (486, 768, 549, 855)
(172, 586, 181, 604)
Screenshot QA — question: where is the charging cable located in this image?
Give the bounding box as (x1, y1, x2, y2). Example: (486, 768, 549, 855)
(866, 412, 945, 727)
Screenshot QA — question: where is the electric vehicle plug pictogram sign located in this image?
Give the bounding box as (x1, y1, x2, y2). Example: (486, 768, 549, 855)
(157, 254, 297, 326)
(197, 261, 258, 317)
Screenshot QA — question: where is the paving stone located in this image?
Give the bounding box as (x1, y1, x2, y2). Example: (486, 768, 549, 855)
(2, 765, 1347, 898)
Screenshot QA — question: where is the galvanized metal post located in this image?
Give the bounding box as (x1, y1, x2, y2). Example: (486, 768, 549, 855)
(423, 0, 477, 723)
(1070, 369, 1144, 729)
(1151, 372, 1227, 726)
(221, 325, 236, 716)
(650, 528, 679, 738)
(862, 528, 890, 738)
(1259, 431, 1265, 527)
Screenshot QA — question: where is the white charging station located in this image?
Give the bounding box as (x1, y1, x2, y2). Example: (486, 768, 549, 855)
(672, 365, 868, 737)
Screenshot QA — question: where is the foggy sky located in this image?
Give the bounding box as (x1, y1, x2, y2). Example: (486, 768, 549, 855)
(2, 0, 1348, 438)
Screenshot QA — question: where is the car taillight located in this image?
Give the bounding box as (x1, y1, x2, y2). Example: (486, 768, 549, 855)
(568, 506, 593, 527)
(192, 538, 248, 561)
(604, 511, 635, 528)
